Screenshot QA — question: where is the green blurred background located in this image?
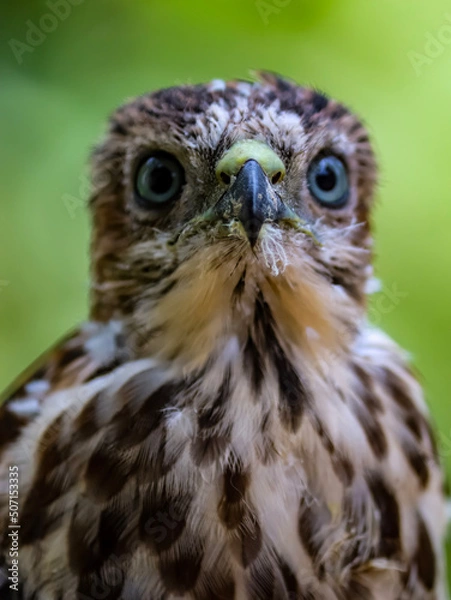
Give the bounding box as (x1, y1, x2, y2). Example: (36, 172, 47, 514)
(1, 0, 451, 570)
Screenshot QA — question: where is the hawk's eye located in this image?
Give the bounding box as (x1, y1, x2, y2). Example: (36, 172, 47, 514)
(307, 155, 349, 208)
(134, 152, 185, 208)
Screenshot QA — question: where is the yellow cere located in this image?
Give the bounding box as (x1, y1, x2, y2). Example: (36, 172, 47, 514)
(216, 140, 286, 181)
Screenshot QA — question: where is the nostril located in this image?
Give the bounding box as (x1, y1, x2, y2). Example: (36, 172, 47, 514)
(219, 172, 231, 185)
(271, 171, 282, 184)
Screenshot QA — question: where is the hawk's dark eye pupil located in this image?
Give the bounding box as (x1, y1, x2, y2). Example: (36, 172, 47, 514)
(315, 166, 337, 192)
(149, 165, 174, 195)
(307, 154, 349, 208)
(135, 152, 185, 209)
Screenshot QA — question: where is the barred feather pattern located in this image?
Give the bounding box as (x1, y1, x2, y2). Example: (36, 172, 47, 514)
(0, 318, 445, 599)
(0, 73, 447, 599)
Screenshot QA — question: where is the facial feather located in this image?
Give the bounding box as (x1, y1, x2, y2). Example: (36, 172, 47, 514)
(89, 75, 376, 351)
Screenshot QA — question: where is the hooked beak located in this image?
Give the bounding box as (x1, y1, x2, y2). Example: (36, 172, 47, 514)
(212, 140, 290, 247)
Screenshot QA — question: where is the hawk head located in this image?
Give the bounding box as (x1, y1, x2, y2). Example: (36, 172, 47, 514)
(89, 73, 377, 368)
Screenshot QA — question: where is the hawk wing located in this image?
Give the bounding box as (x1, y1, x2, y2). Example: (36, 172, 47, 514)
(0, 322, 126, 458)
(0, 320, 128, 597)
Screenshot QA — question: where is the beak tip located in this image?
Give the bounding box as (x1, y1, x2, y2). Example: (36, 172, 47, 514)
(242, 216, 264, 247)
(248, 233, 260, 248)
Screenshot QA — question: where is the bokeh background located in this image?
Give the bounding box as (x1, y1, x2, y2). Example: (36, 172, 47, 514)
(1, 0, 451, 574)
